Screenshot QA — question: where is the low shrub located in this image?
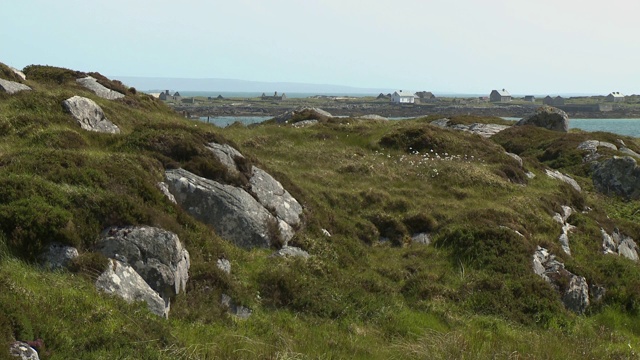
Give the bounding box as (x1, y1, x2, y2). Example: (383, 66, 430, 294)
(22, 65, 85, 85)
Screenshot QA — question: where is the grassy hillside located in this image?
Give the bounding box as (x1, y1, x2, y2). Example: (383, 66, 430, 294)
(1, 64, 640, 359)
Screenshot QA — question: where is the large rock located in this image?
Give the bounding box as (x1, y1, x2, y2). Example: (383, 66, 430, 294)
(577, 140, 618, 162)
(205, 142, 245, 177)
(9, 341, 39, 360)
(205, 142, 304, 229)
(165, 168, 290, 248)
(95, 226, 190, 304)
(516, 106, 569, 132)
(0, 78, 31, 94)
(40, 243, 79, 270)
(250, 166, 303, 228)
(533, 247, 589, 313)
(430, 118, 509, 137)
(76, 76, 125, 100)
(592, 156, 640, 199)
(95, 259, 168, 318)
(273, 107, 332, 124)
(62, 96, 120, 134)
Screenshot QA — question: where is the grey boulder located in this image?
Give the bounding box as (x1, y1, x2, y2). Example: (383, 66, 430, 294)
(9, 66, 26, 81)
(205, 142, 245, 177)
(273, 107, 332, 124)
(62, 96, 120, 134)
(0, 78, 31, 94)
(40, 243, 79, 270)
(250, 166, 303, 228)
(95, 259, 168, 318)
(430, 118, 509, 137)
(76, 76, 125, 100)
(516, 106, 569, 132)
(165, 168, 288, 248)
(592, 156, 640, 199)
(271, 245, 310, 259)
(9, 341, 39, 360)
(95, 226, 190, 304)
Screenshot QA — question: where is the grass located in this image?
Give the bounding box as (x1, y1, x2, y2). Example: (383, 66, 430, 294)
(2, 62, 640, 358)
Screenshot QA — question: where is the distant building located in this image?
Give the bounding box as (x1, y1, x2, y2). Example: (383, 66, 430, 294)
(391, 90, 415, 104)
(261, 91, 287, 101)
(607, 92, 625, 102)
(524, 95, 535, 102)
(159, 90, 182, 101)
(543, 95, 564, 106)
(490, 89, 511, 103)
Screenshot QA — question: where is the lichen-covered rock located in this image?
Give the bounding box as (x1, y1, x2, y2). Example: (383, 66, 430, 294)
(545, 169, 581, 192)
(205, 142, 245, 176)
(0, 78, 31, 94)
(358, 114, 388, 121)
(95, 226, 190, 304)
(216, 258, 231, 274)
(250, 166, 303, 229)
(95, 259, 168, 318)
(76, 76, 125, 100)
(506, 152, 523, 168)
(430, 118, 509, 137)
(533, 246, 590, 313)
(9, 66, 26, 81)
(9, 341, 39, 360)
(577, 140, 618, 162)
(62, 96, 120, 134)
(516, 106, 569, 132)
(40, 243, 79, 270)
(273, 107, 332, 124)
(592, 156, 640, 199)
(165, 168, 287, 248)
(412, 233, 431, 245)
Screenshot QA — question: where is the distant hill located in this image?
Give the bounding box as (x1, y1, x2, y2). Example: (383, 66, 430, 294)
(114, 76, 390, 94)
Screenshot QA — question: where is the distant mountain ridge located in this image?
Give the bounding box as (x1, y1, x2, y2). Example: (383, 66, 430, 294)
(114, 76, 391, 94)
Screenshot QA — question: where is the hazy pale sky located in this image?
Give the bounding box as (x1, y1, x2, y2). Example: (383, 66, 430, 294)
(2, 0, 639, 94)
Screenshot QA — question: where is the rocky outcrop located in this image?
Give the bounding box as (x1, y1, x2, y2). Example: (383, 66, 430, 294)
(62, 96, 120, 134)
(96, 259, 168, 318)
(76, 76, 125, 100)
(96, 226, 190, 305)
(592, 156, 640, 199)
(165, 168, 289, 248)
(533, 247, 589, 314)
(430, 118, 509, 137)
(273, 107, 332, 124)
(577, 140, 618, 162)
(9, 341, 39, 360)
(506, 152, 523, 168)
(552, 206, 575, 255)
(602, 228, 639, 261)
(0, 78, 31, 94)
(40, 243, 79, 270)
(516, 106, 569, 132)
(545, 169, 581, 192)
(291, 120, 318, 128)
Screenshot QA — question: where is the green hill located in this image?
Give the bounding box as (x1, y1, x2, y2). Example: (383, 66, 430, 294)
(1, 63, 640, 359)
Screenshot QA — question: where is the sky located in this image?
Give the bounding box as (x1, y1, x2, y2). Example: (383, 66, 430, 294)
(2, 0, 640, 95)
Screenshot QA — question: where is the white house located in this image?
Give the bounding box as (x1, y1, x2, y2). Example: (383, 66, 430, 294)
(391, 90, 415, 104)
(607, 92, 625, 103)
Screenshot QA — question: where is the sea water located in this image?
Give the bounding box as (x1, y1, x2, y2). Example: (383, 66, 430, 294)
(200, 116, 640, 138)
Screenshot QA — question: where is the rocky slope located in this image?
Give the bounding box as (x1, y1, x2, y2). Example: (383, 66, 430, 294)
(1, 62, 640, 359)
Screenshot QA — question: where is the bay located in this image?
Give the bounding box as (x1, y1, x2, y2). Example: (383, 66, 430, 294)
(200, 115, 640, 138)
